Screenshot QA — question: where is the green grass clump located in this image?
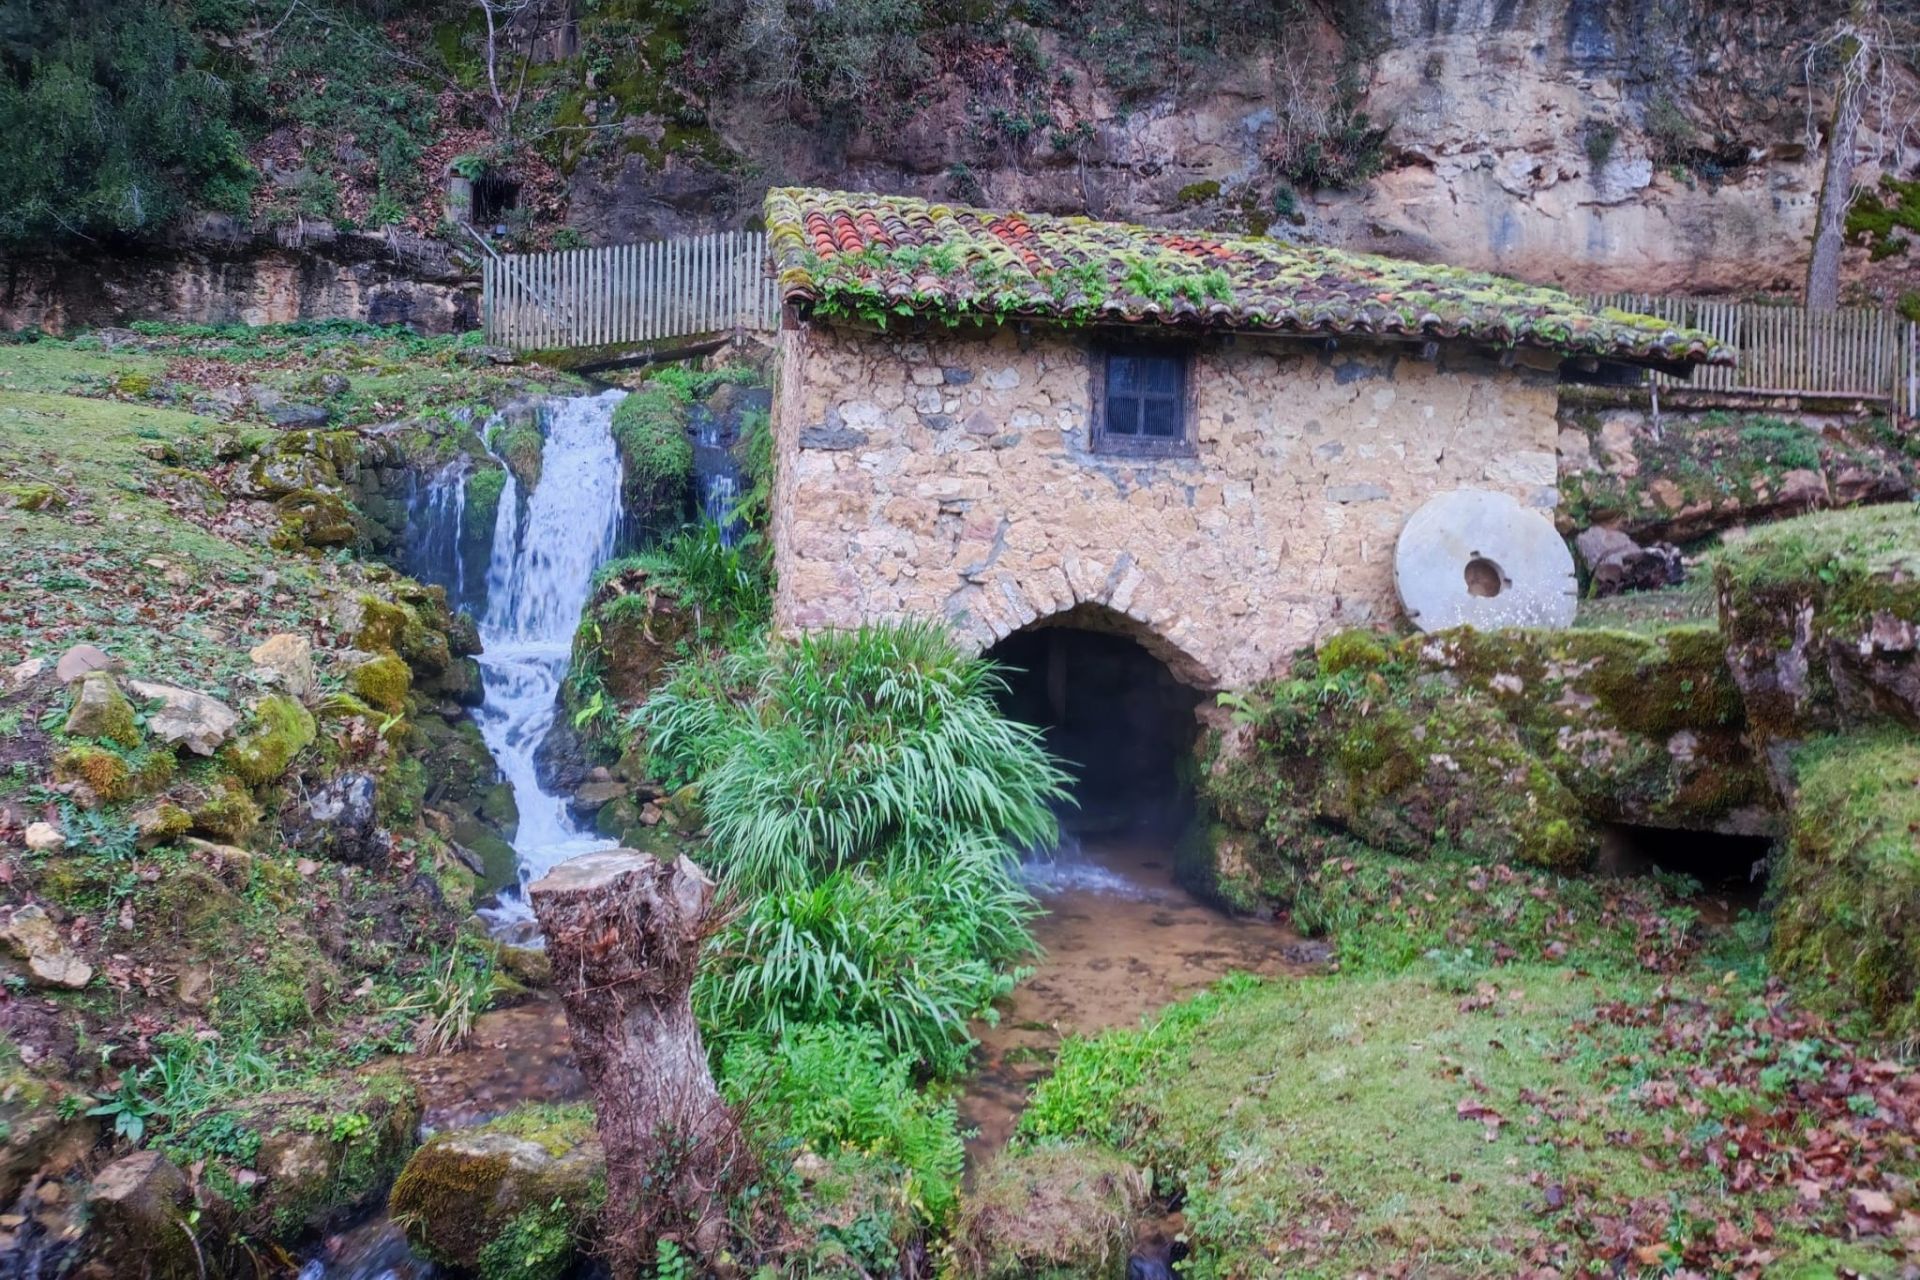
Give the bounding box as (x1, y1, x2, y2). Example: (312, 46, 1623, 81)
(1773, 732, 1920, 1040)
(640, 621, 1068, 1074)
(722, 1022, 964, 1227)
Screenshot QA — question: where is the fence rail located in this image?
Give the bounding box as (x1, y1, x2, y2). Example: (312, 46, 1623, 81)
(1589, 293, 1919, 417)
(482, 231, 778, 351)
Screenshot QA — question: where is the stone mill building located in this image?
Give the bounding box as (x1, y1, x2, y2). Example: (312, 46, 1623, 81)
(763, 188, 1728, 690)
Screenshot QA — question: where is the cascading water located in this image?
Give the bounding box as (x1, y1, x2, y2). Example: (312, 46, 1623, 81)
(463, 389, 627, 936)
(689, 400, 745, 546)
(403, 456, 472, 610)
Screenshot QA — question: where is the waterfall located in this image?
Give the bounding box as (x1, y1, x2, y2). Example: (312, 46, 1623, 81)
(402, 457, 472, 610)
(689, 401, 745, 547)
(463, 389, 627, 935)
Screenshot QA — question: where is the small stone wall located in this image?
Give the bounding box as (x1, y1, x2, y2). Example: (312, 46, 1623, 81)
(771, 322, 1562, 688)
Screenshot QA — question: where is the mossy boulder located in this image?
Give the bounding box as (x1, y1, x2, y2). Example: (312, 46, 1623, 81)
(272, 488, 358, 550)
(64, 670, 140, 747)
(572, 564, 698, 705)
(1772, 732, 1920, 1039)
(1557, 409, 1911, 544)
(189, 779, 264, 843)
(0, 1068, 91, 1204)
(0, 481, 65, 511)
(490, 418, 545, 494)
(1714, 505, 1920, 788)
(53, 743, 174, 805)
(609, 380, 693, 538)
(1199, 622, 1780, 907)
(174, 1070, 422, 1240)
(951, 1143, 1148, 1280)
(223, 695, 318, 786)
(387, 1103, 603, 1274)
(82, 1152, 201, 1280)
(348, 653, 413, 714)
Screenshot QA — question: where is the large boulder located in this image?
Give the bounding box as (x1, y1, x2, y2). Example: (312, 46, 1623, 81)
(1771, 732, 1920, 1041)
(387, 1104, 603, 1273)
(128, 679, 240, 755)
(1198, 623, 1775, 906)
(179, 1071, 421, 1240)
(1714, 505, 1920, 794)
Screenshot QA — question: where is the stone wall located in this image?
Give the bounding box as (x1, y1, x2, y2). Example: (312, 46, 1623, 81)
(771, 322, 1562, 688)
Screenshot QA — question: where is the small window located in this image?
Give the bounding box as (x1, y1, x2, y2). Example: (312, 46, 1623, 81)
(1095, 348, 1191, 456)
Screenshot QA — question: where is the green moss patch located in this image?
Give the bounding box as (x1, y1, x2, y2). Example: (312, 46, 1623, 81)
(223, 696, 318, 786)
(1773, 732, 1920, 1040)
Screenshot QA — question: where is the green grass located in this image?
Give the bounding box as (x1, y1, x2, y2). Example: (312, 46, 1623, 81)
(1019, 957, 1916, 1278)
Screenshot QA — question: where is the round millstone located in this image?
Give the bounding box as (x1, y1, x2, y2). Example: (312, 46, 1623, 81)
(1394, 489, 1577, 632)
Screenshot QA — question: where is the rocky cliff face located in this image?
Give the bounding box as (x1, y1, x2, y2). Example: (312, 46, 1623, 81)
(564, 0, 1843, 297)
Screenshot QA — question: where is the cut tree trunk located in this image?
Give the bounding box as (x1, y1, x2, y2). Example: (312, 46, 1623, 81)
(529, 849, 755, 1275)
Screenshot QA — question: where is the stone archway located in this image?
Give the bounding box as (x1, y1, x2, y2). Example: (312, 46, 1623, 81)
(984, 604, 1207, 837)
(944, 562, 1220, 690)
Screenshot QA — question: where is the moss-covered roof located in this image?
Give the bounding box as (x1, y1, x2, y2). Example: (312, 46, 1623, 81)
(765, 188, 1734, 368)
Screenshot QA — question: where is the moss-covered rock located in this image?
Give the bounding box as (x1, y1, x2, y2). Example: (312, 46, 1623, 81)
(223, 695, 318, 786)
(490, 418, 545, 494)
(272, 488, 358, 550)
(82, 1152, 201, 1280)
(0, 481, 66, 511)
(64, 670, 141, 747)
(1714, 506, 1920, 785)
(1198, 623, 1777, 907)
(951, 1143, 1148, 1280)
(173, 1070, 422, 1240)
(190, 778, 265, 842)
(348, 653, 413, 714)
(1772, 732, 1920, 1039)
(1557, 408, 1912, 544)
(387, 1104, 603, 1273)
(609, 380, 693, 538)
(53, 743, 174, 804)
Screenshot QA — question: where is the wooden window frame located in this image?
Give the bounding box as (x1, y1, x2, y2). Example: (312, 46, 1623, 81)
(1090, 343, 1197, 458)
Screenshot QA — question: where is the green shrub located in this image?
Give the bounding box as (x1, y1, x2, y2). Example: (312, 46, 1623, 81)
(632, 520, 771, 631)
(643, 621, 1069, 1072)
(0, 2, 254, 247)
(722, 1022, 965, 1226)
(641, 622, 1068, 892)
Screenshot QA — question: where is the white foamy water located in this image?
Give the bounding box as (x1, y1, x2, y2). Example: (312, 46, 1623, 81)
(471, 390, 627, 935)
(1020, 833, 1158, 900)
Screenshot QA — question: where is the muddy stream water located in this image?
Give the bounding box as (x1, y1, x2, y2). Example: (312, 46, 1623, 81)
(306, 826, 1305, 1278)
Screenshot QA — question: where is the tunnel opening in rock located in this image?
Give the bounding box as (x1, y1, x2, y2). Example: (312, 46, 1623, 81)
(985, 616, 1203, 839)
(472, 172, 520, 226)
(1598, 822, 1773, 902)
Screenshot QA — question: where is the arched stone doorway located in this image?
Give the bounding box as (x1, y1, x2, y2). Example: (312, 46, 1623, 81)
(984, 603, 1205, 838)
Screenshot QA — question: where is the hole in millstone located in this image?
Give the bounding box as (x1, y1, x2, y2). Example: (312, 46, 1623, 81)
(1463, 554, 1506, 598)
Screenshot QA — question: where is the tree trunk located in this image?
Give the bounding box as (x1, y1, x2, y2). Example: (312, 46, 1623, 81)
(529, 849, 754, 1275)
(1807, 25, 1870, 310)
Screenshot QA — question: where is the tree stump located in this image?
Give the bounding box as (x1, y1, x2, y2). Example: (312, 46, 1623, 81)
(529, 849, 753, 1273)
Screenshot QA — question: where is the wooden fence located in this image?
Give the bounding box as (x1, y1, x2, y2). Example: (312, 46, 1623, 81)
(481, 231, 779, 351)
(1589, 293, 1919, 417)
(478, 241, 1919, 416)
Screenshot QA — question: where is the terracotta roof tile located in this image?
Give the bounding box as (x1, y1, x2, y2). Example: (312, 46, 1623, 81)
(764, 187, 1735, 368)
